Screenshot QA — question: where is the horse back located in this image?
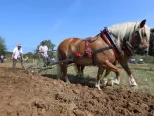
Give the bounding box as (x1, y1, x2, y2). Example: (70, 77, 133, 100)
(57, 37, 82, 60)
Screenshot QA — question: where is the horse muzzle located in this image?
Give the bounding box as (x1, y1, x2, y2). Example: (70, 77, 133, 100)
(134, 45, 148, 55)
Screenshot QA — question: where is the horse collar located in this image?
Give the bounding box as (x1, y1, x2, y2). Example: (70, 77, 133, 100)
(100, 29, 122, 58)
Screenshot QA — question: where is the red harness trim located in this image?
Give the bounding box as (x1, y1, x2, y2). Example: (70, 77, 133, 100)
(76, 37, 92, 58)
(101, 31, 119, 57)
(85, 39, 92, 58)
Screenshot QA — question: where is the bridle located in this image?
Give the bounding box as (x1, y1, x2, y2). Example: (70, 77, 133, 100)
(131, 25, 147, 48)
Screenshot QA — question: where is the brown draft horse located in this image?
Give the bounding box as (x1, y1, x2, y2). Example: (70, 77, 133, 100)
(56, 19, 150, 90)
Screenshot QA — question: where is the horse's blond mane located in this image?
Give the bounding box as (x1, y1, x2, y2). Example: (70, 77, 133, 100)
(108, 22, 150, 43)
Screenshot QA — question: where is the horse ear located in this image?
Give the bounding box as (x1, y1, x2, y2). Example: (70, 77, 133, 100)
(140, 19, 146, 28)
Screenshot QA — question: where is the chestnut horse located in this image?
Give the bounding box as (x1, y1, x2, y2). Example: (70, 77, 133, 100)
(56, 19, 150, 90)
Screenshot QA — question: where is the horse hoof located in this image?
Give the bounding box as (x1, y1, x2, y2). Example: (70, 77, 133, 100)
(102, 79, 107, 86)
(76, 73, 83, 77)
(65, 80, 70, 83)
(106, 79, 114, 86)
(112, 79, 120, 85)
(95, 84, 102, 90)
(97, 86, 102, 90)
(102, 84, 107, 87)
(63, 78, 70, 83)
(130, 84, 138, 87)
(130, 82, 138, 86)
(130, 85, 138, 91)
(129, 78, 137, 86)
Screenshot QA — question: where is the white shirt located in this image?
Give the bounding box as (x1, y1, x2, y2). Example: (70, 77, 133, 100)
(39, 45, 48, 57)
(0, 55, 4, 59)
(51, 58, 55, 62)
(13, 47, 23, 59)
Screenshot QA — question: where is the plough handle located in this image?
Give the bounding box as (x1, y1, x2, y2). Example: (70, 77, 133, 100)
(50, 58, 74, 65)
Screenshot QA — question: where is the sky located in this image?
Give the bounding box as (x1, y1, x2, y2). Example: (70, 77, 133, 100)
(0, 0, 154, 53)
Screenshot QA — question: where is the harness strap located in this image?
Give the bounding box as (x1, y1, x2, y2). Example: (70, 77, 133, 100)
(122, 41, 135, 56)
(85, 40, 92, 58)
(76, 38, 92, 58)
(93, 46, 113, 55)
(101, 31, 119, 57)
(75, 37, 113, 65)
(122, 47, 131, 56)
(92, 46, 113, 65)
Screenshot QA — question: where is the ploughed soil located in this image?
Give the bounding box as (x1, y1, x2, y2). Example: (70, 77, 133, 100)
(0, 67, 154, 116)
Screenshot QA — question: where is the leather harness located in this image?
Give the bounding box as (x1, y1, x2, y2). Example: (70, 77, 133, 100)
(75, 27, 134, 64)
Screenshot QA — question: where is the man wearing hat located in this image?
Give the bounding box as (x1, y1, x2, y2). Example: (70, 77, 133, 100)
(11, 44, 25, 69)
(38, 41, 50, 66)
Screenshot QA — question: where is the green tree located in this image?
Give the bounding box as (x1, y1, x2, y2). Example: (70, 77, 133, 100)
(36, 40, 56, 57)
(25, 52, 33, 58)
(24, 52, 38, 59)
(0, 37, 7, 54)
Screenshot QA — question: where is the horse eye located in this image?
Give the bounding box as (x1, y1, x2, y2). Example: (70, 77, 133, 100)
(135, 31, 139, 35)
(143, 33, 146, 37)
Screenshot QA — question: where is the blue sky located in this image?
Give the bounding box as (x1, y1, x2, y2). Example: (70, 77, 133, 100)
(0, 0, 154, 53)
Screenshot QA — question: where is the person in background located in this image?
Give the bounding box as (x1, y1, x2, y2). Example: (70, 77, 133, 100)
(11, 44, 25, 69)
(38, 41, 50, 66)
(0, 54, 4, 63)
(3, 56, 7, 63)
(51, 57, 55, 63)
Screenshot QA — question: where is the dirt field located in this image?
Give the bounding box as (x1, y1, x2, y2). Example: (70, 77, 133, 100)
(0, 66, 154, 116)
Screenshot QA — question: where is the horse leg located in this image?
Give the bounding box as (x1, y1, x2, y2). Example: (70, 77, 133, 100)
(76, 64, 81, 77)
(61, 64, 70, 83)
(96, 59, 120, 90)
(102, 70, 120, 87)
(99, 60, 120, 86)
(110, 61, 120, 85)
(76, 64, 85, 77)
(120, 61, 137, 86)
(102, 69, 110, 86)
(104, 60, 120, 72)
(102, 60, 120, 85)
(80, 65, 85, 77)
(104, 71, 120, 87)
(95, 67, 105, 90)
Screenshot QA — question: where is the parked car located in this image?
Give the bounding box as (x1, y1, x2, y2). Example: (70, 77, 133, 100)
(137, 59, 145, 64)
(129, 59, 137, 64)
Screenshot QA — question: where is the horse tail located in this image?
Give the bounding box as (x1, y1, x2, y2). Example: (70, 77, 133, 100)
(56, 51, 61, 79)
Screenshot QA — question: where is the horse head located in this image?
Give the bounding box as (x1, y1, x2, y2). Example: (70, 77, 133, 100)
(130, 19, 150, 55)
(108, 19, 150, 56)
